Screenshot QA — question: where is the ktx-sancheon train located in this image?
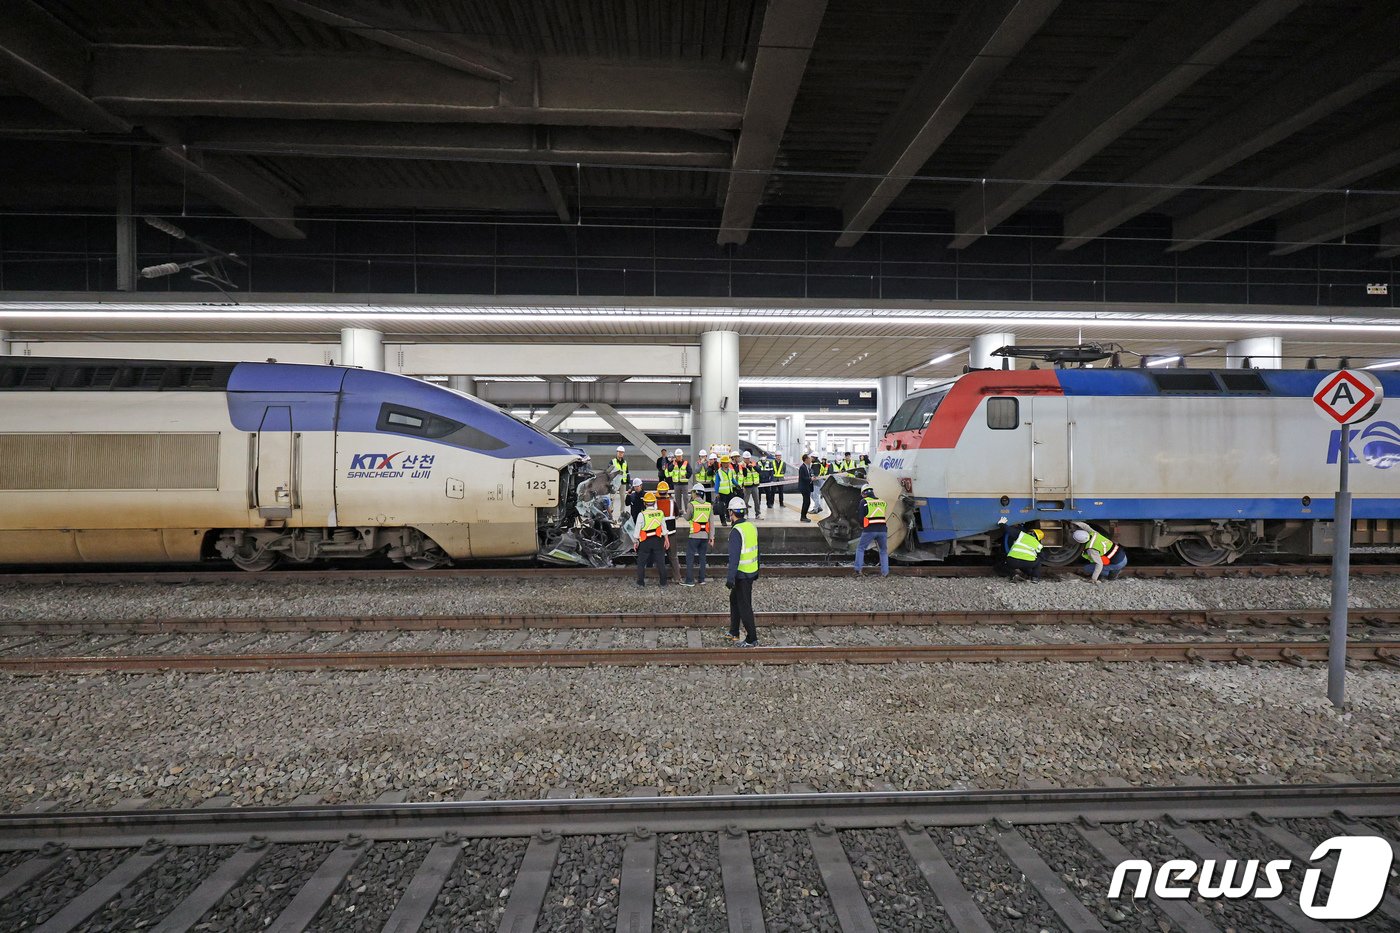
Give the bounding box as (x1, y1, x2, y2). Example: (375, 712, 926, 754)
(0, 357, 599, 569)
(840, 367, 1400, 565)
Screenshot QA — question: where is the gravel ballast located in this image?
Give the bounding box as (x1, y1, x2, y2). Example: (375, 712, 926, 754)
(3, 573, 1398, 621)
(1, 662, 1398, 809)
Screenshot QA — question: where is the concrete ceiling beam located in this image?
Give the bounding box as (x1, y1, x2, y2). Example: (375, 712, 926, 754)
(1377, 225, 1400, 260)
(0, 0, 131, 134)
(1272, 192, 1400, 256)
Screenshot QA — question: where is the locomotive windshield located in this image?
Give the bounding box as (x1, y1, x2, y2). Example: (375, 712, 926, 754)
(887, 389, 948, 433)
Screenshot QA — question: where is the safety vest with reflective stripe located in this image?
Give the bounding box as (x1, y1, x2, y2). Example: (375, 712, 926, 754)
(717, 469, 734, 495)
(772, 460, 786, 478)
(638, 508, 666, 540)
(690, 501, 713, 534)
(862, 498, 888, 528)
(735, 520, 759, 574)
(694, 465, 713, 485)
(1081, 531, 1119, 564)
(742, 466, 759, 487)
(1007, 531, 1043, 562)
(818, 463, 830, 476)
(611, 457, 628, 483)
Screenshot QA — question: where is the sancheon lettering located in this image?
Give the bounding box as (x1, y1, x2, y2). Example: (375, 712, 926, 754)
(347, 451, 435, 479)
(1108, 835, 1393, 921)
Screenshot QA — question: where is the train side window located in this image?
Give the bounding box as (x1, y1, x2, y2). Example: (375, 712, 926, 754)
(986, 397, 1019, 429)
(377, 403, 462, 439)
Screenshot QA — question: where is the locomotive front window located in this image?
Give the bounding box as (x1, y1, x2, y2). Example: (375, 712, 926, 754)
(986, 397, 1019, 429)
(887, 398, 923, 433)
(377, 404, 463, 439)
(888, 390, 948, 433)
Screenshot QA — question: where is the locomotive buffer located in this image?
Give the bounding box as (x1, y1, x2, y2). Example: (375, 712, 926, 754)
(1313, 369, 1384, 707)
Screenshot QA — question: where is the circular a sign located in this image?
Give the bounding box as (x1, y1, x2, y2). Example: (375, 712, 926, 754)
(1314, 370, 1384, 425)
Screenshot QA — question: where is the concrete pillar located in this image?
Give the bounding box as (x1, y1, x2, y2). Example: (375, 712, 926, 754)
(340, 328, 384, 370)
(0, 330, 9, 355)
(692, 330, 739, 451)
(1225, 335, 1281, 369)
(876, 375, 908, 435)
(970, 332, 1015, 370)
(116, 148, 136, 292)
(448, 375, 477, 395)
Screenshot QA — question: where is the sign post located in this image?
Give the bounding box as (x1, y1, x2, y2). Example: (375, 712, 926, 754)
(1312, 370, 1384, 707)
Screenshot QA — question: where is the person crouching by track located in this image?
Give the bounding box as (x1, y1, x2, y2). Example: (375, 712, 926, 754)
(1071, 522, 1126, 583)
(654, 481, 683, 583)
(679, 485, 715, 587)
(632, 491, 671, 587)
(1000, 526, 1045, 582)
(725, 496, 759, 646)
(853, 484, 889, 577)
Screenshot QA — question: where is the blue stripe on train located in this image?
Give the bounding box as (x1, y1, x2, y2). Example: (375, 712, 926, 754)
(1052, 369, 1400, 398)
(916, 496, 1400, 543)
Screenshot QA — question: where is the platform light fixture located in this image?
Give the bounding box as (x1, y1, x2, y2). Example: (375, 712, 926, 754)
(1364, 359, 1400, 370)
(1146, 355, 1182, 367)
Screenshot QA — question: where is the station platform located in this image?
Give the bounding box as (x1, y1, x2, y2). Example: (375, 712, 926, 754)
(696, 500, 832, 555)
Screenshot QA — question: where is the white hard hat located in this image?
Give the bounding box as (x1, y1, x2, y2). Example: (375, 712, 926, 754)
(742, 451, 752, 458)
(729, 496, 747, 511)
(1072, 529, 1090, 543)
(698, 448, 708, 457)
(616, 445, 625, 452)
(632, 478, 643, 487)
(691, 484, 705, 496)
(674, 448, 684, 456)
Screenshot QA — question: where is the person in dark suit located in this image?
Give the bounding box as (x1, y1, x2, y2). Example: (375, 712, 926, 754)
(797, 454, 815, 523)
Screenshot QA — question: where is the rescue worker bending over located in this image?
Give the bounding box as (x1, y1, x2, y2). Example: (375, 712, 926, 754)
(1072, 522, 1126, 583)
(725, 496, 759, 646)
(679, 485, 715, 586)
(853, 484, 890, 577)
(1003, 526, 1044, 582)
(632, 491, 671, 587)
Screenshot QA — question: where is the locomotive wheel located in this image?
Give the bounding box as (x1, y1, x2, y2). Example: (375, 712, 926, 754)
(231, 550, 281, 572)
(1036, 545, 1081, 568)
(398, 550, 448, 570)
(1173, 538, 1235, 567)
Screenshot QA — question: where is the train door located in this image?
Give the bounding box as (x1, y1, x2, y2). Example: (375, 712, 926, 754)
(1030, 396, 1072, 508)
(255, 406, 296, 520)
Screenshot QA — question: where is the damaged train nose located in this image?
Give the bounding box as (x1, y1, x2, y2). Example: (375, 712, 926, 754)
(817, 468, 911, 554)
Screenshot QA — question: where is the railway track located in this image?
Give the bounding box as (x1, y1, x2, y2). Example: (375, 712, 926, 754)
(0, 782, 1396, 931)
(2, 561, 1397, 586)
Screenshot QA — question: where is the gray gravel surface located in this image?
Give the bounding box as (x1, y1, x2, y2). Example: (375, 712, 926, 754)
(654, 832, 726, 933)
(74, 844, 236, 932)
(0, 849, 31, 876)
(1015, 823, 1167, 932)
(0, 847, 127, 930)
(198, 841, 334, 931)
(535, 834, 624, 931)
(840, 828, 953, 932)
(4, 573, 1399, 621)
(419, 837, 526, 933)
(1107, 820, 1296, 933)
(926, 825, 1067, 932)
(2, 662, 1399, 810)
(750, 830, 839, 932)
(308, 839, 431, 932)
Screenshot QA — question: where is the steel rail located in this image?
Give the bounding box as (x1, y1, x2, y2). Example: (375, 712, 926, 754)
(3, 607, 1398, 636)
(3, 639, 1399, 674)
(2, 562, 1394, 585)
(2, 783, 1396, 851)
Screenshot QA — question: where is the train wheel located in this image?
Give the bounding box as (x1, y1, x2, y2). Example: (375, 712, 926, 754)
(398, 549, 448, 570)
(231, 550, 280, 572)
(1173, 538, 1235, 567)
(1037, 545, 1081, 568)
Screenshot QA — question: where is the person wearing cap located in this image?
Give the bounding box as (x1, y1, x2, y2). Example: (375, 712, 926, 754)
(666, 448, 690, 489)
(741, 452, 763, 519)
(853, 484, 890, 577)
(679, 485, 716, 586)
(632, 490, 671, 587)
(654, 481, 683, 582)
(1002, 525, 1045, 582)
(713, 456, 738, 525)
(625, 477, 647, 522)
(765, 451, 787, 512)
(725, 495, 759, 646)
(1071, 521, 1126, 583)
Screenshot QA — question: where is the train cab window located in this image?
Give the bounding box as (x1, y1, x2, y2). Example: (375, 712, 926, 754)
(886, 398, 922, 433)
(1218, 372, 1270, 394)
(986, 397, 1019, 429)
(377, 403, 509, 451)
(1151, 371, 1221, 394)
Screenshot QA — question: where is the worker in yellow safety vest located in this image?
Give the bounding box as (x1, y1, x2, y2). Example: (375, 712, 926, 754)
(632, 491, 670, 587)
(714, 456, 737, 525)
(1002, 527, 1044, 582)
(679, 485, 716, 586)
(666, 448, 690, 488)
(725, 496, 759, 646)
(740, 452, 763, 519)
(765, 452, 787, 511)
(1071, 522, 1126, 583)
(853, 484, 890, 577)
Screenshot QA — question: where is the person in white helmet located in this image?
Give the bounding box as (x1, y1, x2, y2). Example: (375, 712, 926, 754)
(693, 449, 713, 502)
(666, 447, 690, 488)
(1071, 521, 1126, 583)
(725, 496, 760, 646)
(608, 445, 629, 524)
(740, 451, 763, 519)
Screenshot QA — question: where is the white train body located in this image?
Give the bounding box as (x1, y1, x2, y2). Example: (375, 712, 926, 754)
(0, 358, 590, 567)
(872, 368, 1400, 562)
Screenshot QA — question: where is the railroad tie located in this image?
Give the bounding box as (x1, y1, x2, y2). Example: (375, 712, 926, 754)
(806, 822, 878, 933)
(264, 832, 371, 933)
(149, 838, 273, 933)
(616, 787, 661, 933)
(495, 789, 574, 933)
(992, 821, 1107, 932)
(1247, 814, 1400, 924)
(0, 843, 67, 902)
(1071, 819, 1216, 933)
(379, 833, 464, 933)
(31, 840, 168, 933)
(895, 826, 994, 933)
(717, 826, 766, 933)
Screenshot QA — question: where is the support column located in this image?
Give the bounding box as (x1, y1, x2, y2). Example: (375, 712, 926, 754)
(340, 328, 384, 370)
(448, 375, 477, 395)
(116, 149, 136, 292)
(970, 333, 1015, 370)
(1225, 335, 1281, 369)
(876, 375, 908, 434)
(692, 330, 739, 451)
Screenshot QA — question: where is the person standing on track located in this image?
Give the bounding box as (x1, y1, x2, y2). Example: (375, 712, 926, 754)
(853, 484, 889, 577)
(724, 496, 759, 646)
(632, 491, 670, 587)
(679, 484, 715, 587)
(655, 481, 683, 583)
